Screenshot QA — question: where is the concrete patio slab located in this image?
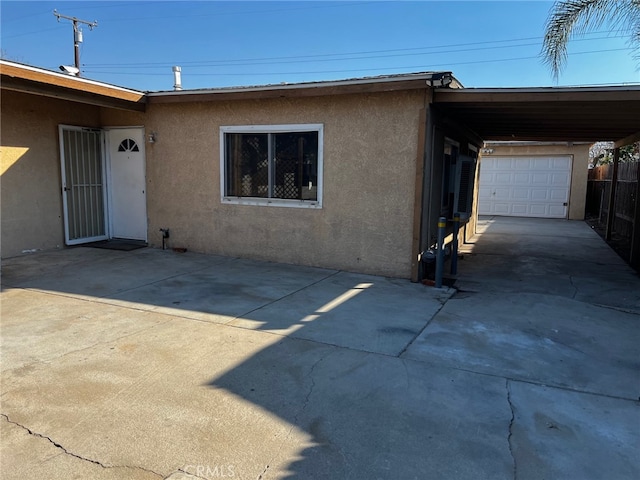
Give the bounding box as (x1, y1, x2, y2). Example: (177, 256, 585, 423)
(1, 216, 639, 480)
(101, 258, 338, 324)
(402, 291, 640, 399)
(1, 317, 300, 479)
(1, 314, 513, 480)
(0, 288, 170, 372)
(404, 216, 640, 400)
(457, 216, 640, 311)
(0, 416, 160, 480)
(508, 381, 639, 480)
(1, 247, 233, 299)
(229, 271, 453, 355)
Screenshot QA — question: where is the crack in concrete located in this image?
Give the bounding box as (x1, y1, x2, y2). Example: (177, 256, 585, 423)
(397, 301, 448, 357)
(568, 275, 578, 299)
(1, 413, 163, 478)
(174, 467, 210, 480)
(256, 463, 270, 480)
(235, 270, 341, 321)
(256, 353, 329, 480)
(505, 380, 517, 480)
(301, 355, 323, 409)
(591, 302, 640, 316)
(299, 353, 350, 470)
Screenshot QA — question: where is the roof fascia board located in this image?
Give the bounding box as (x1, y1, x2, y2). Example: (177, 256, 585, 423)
(1, 61, 145, 104)
(434, 87, 640, 103)
(147, 73, 455, 103)
(484, 141, 592, 146)
(148, 72, 444, 96)
(1, 76, 146, 112)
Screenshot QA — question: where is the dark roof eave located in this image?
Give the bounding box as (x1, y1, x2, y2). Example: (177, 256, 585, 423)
(146, 72, 460, 103)
(0, 60, 146, 111)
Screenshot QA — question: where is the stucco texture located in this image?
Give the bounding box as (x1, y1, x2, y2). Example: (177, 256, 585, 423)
(145, 90, 425, 277)
(0, 91, 104, 258)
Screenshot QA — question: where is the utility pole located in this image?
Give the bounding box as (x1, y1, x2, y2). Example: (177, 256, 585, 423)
(53, 10, 98, 76)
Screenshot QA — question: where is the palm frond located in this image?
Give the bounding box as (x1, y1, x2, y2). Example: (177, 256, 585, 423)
(542, 0, 640, 80)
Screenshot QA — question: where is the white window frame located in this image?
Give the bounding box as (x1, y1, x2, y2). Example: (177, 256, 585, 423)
(220, 124, 324, 208)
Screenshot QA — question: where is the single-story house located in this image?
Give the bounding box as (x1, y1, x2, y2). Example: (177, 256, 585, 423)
(2, 60, 639, 281)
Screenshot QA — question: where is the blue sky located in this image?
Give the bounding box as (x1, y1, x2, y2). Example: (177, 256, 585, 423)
(1, 1, 638, 91)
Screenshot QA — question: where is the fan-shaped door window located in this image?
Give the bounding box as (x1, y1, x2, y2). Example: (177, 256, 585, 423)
(117, 138, 139, 152)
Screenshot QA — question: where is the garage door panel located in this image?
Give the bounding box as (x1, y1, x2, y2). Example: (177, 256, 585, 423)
(482, 158, 495, 169)
(550, 189, 568, 200)
(532, 158, 550, 169)
(479, 173, 493, 185)
(531, 189, 550, 201)
(495, 173, 512, 183)
(553, 157, 571, 169)
(530, 204, 548, 216)
(512, 204, 528, 215)
(479, 155, 571, 218)
(512, 189, 530, 200)
(513, 173, 530, 184)
(549, 206, 566, 216)
(494, 187, 510, 200)
(493, 203, 511, 214)
(551, 173, 570, 185)
(532, 173, 550, 184)
(478, 186, 492, 198)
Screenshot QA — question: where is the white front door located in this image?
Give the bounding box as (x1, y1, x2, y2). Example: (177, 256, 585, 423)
(107, 128, 147, 240)
(478, 156, 572, 218)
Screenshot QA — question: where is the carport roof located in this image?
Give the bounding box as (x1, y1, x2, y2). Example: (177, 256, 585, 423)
(432, 86, 640, 145)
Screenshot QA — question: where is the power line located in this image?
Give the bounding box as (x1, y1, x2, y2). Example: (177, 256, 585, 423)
(1, 1, 372, 39)
(84, 31, 627, 70)
(87, 35, 548, 67)
(87, 40, 549, 69)
(83, 47, 634, 77)
(2, 25, 65, 40)
(1, 2, 140, 22)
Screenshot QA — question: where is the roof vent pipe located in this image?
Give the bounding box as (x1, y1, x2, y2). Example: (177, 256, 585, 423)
(172, 66, 182, 91)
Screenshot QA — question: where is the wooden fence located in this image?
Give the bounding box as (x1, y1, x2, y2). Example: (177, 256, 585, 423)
(586, 161, 640, 269)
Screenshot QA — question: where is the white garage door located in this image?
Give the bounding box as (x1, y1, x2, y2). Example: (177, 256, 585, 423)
(478, 156, 572, 218)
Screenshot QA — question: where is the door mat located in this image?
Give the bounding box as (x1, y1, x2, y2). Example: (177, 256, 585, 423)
(86, 239, 148, 251)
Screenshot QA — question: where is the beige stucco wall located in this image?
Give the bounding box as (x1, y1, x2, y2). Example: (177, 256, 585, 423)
(0, 90, 104, 258)
(145, 90, 425, 277)
(481, 142, 590, 220)
(100, 107, 145, 127)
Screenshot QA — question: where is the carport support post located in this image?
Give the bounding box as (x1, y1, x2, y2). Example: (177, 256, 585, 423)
(605, 147, 620, 241)
(630, 161, 640, 269)
(451, 213, 460, 275)
(435, 217, 446, 288)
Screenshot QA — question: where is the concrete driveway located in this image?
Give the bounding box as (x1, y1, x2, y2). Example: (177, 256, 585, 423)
(1, 216, 638, 479)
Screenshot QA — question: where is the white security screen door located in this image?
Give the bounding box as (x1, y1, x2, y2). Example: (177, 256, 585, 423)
(107, 128, 147, 241)
(59, 126, 108, 245)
